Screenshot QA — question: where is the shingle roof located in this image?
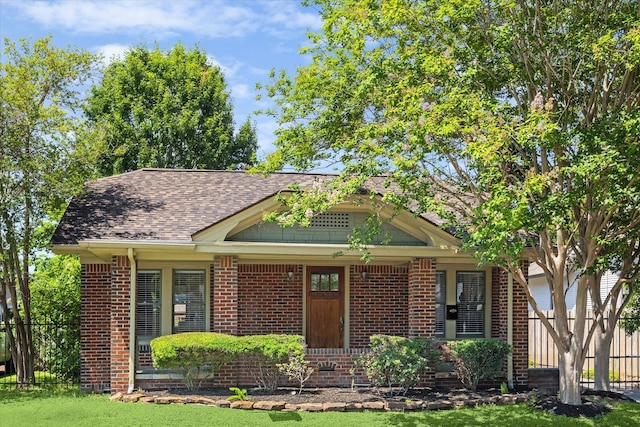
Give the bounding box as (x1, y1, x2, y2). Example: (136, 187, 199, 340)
(51, 168, 445, 245)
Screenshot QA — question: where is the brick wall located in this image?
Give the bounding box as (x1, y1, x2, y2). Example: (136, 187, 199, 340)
(491, 264, 529, 388)
(212, 256, 238, 334)
(80, 263, 111, 392)
(408, 258, 437, 337)
(237, 264, 303, 335)
(110, 255, 132, 393)
(349, 265, 408, 348)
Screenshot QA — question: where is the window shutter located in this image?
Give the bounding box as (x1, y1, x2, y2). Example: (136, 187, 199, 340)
(456, 272, 485, 336)
(172, 270, 205, 333)
(137, 270, 161, 338)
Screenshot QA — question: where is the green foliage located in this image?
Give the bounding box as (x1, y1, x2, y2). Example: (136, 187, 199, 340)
(276, 350, 315, 394)
(356, 335, 441, 396)
(0, 36, 101, 386)
(235, 334, 306, 391)
(151, 332, 237, 390)
(500, 382, 509, 394)
(85, 43, 257, 175)
(582, 368, 620, 382)
(620, 284, 640, 334)
(445, 339, 512, 391)
(226, 387, 250, 401)
(30, 255, 81, 381)
(151, 333, 305, 391)
(256, 0, 640, 404)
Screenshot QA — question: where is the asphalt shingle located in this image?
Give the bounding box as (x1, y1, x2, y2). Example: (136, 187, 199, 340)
(51, 169, 445, 245)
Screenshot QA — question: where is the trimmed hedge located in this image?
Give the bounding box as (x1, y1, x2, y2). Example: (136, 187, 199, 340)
(444, 339, 512, 391)
(151, 332, 237, 390)
(150, 333, 305, 390)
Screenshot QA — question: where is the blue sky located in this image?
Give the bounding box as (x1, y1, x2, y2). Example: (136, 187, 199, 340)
(0, 0, 323, 160)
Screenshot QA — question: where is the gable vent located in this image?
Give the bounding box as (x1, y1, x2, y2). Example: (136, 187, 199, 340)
(310, 212, 350, 228)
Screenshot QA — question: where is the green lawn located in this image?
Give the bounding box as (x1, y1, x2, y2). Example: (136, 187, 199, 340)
(0, 389, 638, 427)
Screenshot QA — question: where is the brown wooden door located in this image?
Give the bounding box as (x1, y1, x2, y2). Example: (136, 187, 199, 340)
(306, 267, 344, 348)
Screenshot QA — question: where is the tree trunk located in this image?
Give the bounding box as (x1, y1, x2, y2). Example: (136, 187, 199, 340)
(592, 327, 611, 391)
(558, 348, 583, 405)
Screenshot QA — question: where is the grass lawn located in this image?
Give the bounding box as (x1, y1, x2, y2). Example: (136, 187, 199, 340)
(0, 389, 638, 427)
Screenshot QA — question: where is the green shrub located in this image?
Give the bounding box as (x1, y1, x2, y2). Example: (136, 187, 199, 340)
(235, 334, 305, 391)
(356, 335, 441, 396)
(444, 339, 512, 391)
(151, 333, 306, 391)
(582, 368, 620, 382)
(151, 332, 237, 390)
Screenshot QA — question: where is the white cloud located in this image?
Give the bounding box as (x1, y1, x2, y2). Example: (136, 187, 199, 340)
(14, 1, 259, 38)
(11, 0, 320, 40)
(95, 43, 129, 65)
(232, 84, 251, 100)
(206, 54, 243, 78)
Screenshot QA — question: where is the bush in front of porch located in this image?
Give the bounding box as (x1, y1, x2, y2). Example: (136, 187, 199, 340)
(150, 333, 306, 391)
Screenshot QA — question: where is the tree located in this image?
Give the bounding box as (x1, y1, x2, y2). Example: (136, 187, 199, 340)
(31, 254, 81, 381)
(85, 43, 257, 175)
(0, 37, 100, 386)
(256, 0, 640, 405)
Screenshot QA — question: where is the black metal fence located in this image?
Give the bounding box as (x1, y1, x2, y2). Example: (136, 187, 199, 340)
(0, 318, 80, 388)
(529, 310, 640, 389)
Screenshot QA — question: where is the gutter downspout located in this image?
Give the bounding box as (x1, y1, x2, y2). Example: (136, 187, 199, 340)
(127, 248, 137, 394)
(507, 271, 514, 389)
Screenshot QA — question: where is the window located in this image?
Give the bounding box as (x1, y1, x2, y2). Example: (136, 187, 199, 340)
(435, 271, 446, 336)
(172, 270, 205, 333)
(456, 271, 485, 336)
(310, 272, 340, 291)
(137, 270, 161, 339)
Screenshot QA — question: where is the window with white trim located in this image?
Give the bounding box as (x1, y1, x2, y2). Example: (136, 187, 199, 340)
(172, 270, 206, 333)
(456, 271, 485, 336)
(435, 271, 446, 336)
(137, 270, 161, 339)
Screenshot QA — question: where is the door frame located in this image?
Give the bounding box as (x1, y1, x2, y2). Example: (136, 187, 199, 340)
(304, 265, 348, 348)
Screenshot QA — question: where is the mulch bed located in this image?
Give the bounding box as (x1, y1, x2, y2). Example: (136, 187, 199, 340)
(532, 389, 635, 418)
(113, 386, 635, 417)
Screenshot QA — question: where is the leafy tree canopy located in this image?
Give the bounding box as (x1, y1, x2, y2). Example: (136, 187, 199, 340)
(85, 43, 257, 175)
(0, 36, 100, 385)
(257, 0, 640, 404)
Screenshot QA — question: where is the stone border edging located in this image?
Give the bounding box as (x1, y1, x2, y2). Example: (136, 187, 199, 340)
(110, 391, 532, 412)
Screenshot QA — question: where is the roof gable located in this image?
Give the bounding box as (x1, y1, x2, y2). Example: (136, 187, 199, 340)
(51, 169, 456, 248)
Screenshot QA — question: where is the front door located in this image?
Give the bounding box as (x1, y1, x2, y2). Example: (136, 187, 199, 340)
(306, 267, 344, 348)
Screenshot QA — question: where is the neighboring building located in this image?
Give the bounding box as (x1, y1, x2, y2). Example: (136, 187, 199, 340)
(528, 263, 620, 311)
(50, 169, 530, 393)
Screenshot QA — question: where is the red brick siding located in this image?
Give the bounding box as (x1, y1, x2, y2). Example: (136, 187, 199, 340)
(237, 264, 303, 335)
(349, 265, 408, 348)
(408, 258, 437, 337)
(80, 263, 111, 392)
(514, 261, 529, 388)
(110, 255, 132, 392)
(212, 256, 238, 334)
(491, 264, 529, 388)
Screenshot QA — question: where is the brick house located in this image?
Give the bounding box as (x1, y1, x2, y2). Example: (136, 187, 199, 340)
(50, 168, 529, 393)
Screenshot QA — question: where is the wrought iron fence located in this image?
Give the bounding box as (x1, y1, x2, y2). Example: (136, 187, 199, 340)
(0, 317, 80, 388)
(529, 310, 640, 389)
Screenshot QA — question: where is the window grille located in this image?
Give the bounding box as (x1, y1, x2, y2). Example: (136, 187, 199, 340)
(310, 272, 340, 292)
(310, 212, 350, 228)
(435, 271, 446, 336)
(137, 270, 161, 338)
(172, 270, 205, 333)
(456, 271, 485, 336)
